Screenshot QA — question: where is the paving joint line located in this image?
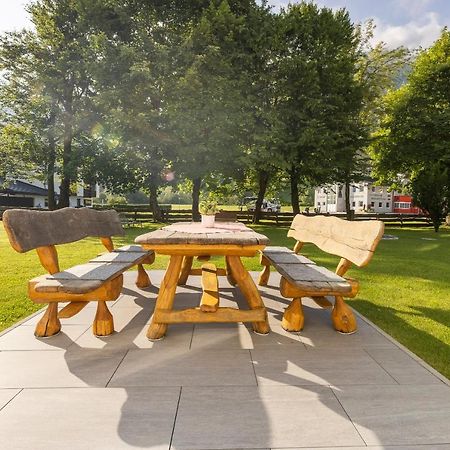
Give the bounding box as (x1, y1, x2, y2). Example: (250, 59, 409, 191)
(330, 385, 368, 447)
(188, 324, 195, 350)
(363, 348, 400, 385)
(249, 348, 259, 386)
(169, 386, 182, 450)
(105, 349, 129, 387)
(0, 388, 23, 413)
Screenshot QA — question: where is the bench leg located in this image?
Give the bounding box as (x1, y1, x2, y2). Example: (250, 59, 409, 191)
(258, 255, 271, 286)
(178, 256, 193, 285)
(331, 296, 357, 334)
(136, 264, 151, 288)
(35, 303, 61, 337)
(93, 301, 114, 336)
(281, 298, 304, 332)
(225, 256, 237, 286)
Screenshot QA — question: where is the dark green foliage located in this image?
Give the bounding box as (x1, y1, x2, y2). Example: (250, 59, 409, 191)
(372, 30, 450, 230)
(411, 162, 449, 232)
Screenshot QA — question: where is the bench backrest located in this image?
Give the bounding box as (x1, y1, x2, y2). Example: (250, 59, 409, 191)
(3, 207, 124, 253)
(287, 214, 384, 267)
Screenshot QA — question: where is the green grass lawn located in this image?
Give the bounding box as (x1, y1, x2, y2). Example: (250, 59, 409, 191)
(0, 223, 449, 379)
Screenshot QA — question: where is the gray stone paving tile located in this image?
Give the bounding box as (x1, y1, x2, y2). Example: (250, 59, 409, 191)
(333, 384, 450, 446)
(300, 322, 396, 349)
(364, 347, 442, 384)
(274, 446, 450, 450)
(0, 324, 90, 351)
(0, 389, 20, 410)
(0, 387, 179, 450)
(109, 348, 257, 387)
(0, 348, 127, 388)
(73, 322, 193, 351)
(250, 347, 396, 386)
(190, 323, 302, 350)
(171, 385, 364, 449)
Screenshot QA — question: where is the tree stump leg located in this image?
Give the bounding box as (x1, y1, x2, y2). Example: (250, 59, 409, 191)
(225, 256, 237, 286)
(331, 296, 357, 334)
(147, 255, 183, 340)
(281, 298, 304, 332)
(136, 264, 151, 288)
(258, 254, 271, 286)
(178, 256, 194, 286)
(226, 255, 270, 334)
(35, 303, 61, 337)
(93, 301, 114, 336)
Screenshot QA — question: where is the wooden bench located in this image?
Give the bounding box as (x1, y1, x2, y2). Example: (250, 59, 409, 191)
(2, 207, 155, 338)
(258, 214, 384, 333)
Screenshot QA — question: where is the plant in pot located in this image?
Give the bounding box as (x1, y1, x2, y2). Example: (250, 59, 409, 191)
(199, 199, 218, 227)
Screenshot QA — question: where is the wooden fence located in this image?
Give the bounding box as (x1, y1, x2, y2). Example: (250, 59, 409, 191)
(91, 205, 439, 228)
(0, 204, 442, 228)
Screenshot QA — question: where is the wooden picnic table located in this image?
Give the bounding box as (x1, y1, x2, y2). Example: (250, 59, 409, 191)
(135, 222, 271, 340)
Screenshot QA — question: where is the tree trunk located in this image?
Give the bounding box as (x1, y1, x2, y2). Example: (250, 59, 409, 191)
(57, 83, 74, 209)
(253, 170, 269, 224)
(290, 166, 300, 215)
(46, 109, 57, 210)
(47, 155, 56, 210)
(149, 175, 163, 222)
(192, 177, 202, 221)
(344, 179, 354, 220)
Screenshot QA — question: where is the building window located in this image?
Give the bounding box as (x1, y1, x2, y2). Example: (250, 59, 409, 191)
(394, 202, 411, 209)
(323, 202, 326, 206)
(386, 202, 390, 208)
(379, 202, 382, 207)
(352, 186, 356, 193)
(352, 201, 355, 207)
(338, 187, 342, 198)
(359, 201, 363, 207)
(371, 201, 374, 207)
(371, 186, 375, 192)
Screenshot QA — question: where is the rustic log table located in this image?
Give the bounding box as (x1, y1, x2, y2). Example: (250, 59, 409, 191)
(135, 222, 271, 340)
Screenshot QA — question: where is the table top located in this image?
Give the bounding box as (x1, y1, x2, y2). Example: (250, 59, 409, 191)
(135, 222, 270, 247)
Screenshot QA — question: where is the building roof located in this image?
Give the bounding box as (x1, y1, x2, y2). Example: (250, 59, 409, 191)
(0, 179, 51, 197)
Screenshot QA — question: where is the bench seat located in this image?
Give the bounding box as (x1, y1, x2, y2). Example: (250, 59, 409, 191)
(31, 276, 104, 294)
(30, 247, 154, 295)
(262, 247, 315, 265)
(91, 248, 151, 264)
(276, 263, 353, 295)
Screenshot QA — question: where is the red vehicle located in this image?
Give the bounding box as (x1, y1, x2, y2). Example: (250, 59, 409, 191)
(393, 195, 421, 214)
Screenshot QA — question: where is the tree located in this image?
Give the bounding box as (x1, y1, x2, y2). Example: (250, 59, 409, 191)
(0, 0, 103, 208)
(0, 30, 60, 208)
(274, 3, 362, 214)
(168, 1, 250, 220)
(372, 29, 450, 230)
(410, 162, 449, 232)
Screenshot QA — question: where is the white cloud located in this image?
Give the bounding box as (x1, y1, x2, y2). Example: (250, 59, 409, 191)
(373, 12, 445, 48)
(394, 0, 434, 19)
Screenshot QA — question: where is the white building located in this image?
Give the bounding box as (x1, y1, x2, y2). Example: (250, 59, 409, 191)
(0, 176, 96, 208)
(314, 182, 394, 213)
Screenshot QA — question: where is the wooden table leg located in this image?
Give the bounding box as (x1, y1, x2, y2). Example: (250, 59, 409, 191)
(178, 256, 194, 285)
(147, 255, 184, 340)
(226, 255, 270, 334)
(225, 256, 237, 286)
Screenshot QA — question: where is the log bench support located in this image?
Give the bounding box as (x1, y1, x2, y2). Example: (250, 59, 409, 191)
(177, 256, 237, 287)
(200, 263, 219, 312)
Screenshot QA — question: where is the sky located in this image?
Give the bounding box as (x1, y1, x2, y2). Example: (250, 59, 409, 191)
(0, 0, 448, 48)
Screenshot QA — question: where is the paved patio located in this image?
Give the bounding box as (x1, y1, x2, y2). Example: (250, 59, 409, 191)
(0, 270, 449, 450)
